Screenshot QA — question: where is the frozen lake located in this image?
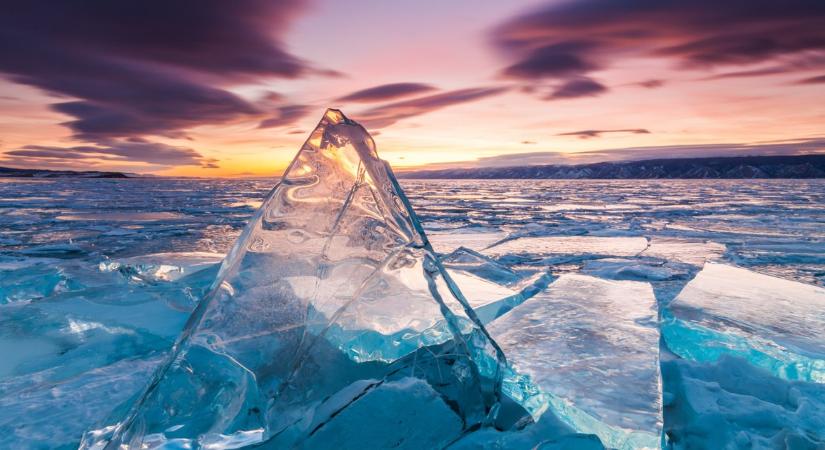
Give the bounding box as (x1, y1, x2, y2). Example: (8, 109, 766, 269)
(1, 178, 824, 448)
(1, 178, 823, 285)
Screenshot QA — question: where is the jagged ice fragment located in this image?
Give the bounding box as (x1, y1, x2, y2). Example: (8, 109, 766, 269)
(81, 109, 524, 449)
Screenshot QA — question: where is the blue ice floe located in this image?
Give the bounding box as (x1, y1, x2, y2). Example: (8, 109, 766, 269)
(485, 274, 663, 450)
(663, 262, 825, 383)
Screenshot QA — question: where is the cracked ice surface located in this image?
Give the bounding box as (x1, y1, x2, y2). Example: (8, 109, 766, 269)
(487, 274, 662, 450)
(81, 110, 520, 449)
(664, 262, 825, 382)
(2, 141, 824, 448)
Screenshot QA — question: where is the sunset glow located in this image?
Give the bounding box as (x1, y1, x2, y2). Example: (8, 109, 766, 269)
(1, 0, 824, 176)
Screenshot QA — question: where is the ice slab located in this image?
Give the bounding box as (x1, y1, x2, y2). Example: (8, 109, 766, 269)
(442, 247, 527, 287)
(0, 259, 214, 449)
(580, 258, 695, 305)
(83, 110, 521, 449)
(19, 243, 86, 257)
(98, 252, 224, 283)
(484, 236, 649, 259)
(640, 238, 725, 266)
(301, 377, 464, 449)
(446, 269, 521, 309)
(428, 228, 508, 253)
(450, 269, 552, 325)
(662, 354, 825, 448)
(0, 258, 78, 304)
(450, 416, 605, 450)
(441, 247, 553, 324)
(57, 211, 185, 222)
(0, 357, 161, 449)
(0, 296, 185, 385)
(488, 274, 662, 450)
(663, 262, 825, 382)
(581, 258, 693, 282)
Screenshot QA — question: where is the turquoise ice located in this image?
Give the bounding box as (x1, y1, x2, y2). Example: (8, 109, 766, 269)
(663, 262, 825, 383)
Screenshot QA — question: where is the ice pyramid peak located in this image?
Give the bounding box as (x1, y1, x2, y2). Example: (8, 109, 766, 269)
(83, 109, 522, 449)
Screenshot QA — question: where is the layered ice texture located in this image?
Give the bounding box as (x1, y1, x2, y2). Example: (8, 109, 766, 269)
(81, 110, 523, 449)
(98, 252, 224, 283)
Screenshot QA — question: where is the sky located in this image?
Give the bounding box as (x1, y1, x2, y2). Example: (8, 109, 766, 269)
(1, 0, 824, 177)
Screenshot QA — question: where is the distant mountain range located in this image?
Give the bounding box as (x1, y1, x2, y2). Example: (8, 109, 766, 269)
(0, 166, 132, 178)
(4, 154, 825, 180)
(399, 154, 825, 179)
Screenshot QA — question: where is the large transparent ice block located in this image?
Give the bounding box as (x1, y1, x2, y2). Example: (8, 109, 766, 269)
(663, 262, 825, 382)
(487, 274, 662, 450)
(81, 109, 518, 449)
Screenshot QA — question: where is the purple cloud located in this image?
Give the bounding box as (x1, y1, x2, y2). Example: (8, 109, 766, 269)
(358, 87, 508, 128)
(410, 137, 825, 170)
(548, 78, 607, 100)
(0, 0, 331, 166)
(336, 83, 438, 103)
(557, 129, 651, 139)
(501, 42, 599, 79)
(797, 74, 825, 84)
(2, 138, 217, 168)
(492, 0, 825, 88)
(636, 79, 665, 89)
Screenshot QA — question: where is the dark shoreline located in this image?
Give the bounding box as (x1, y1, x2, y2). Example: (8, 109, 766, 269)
(0, 167, 132, 178)
(4, 154, 825, 180)
(398, 154, 825, 179)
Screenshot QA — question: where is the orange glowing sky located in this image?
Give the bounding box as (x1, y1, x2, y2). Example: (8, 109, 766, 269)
(1, 0, 824, 177)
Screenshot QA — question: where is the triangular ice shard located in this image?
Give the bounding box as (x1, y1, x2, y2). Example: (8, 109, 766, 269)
(82, 109, 518, 449)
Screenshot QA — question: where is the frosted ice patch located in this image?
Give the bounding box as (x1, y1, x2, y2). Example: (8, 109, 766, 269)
(0, 336, 60, 379)
(447, 269, 522, 310)
(441, 247, 526, 287)
(0, 357, 160, 449)
(440, 247, 553, 324)
(0, 259, 77, 304)
(428, 228, 507, 253)
(661, 354, 825, 448)
(57, 211, 184, 222)
(99, 251, 224, 282)
(664, 263, 825, 382)
(485, 236, 648, 258)
(488, 274, 662, 450)
(539, 203, 641, 212)
(582, 258, 692, 282)
(640, 238, 725, 266)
